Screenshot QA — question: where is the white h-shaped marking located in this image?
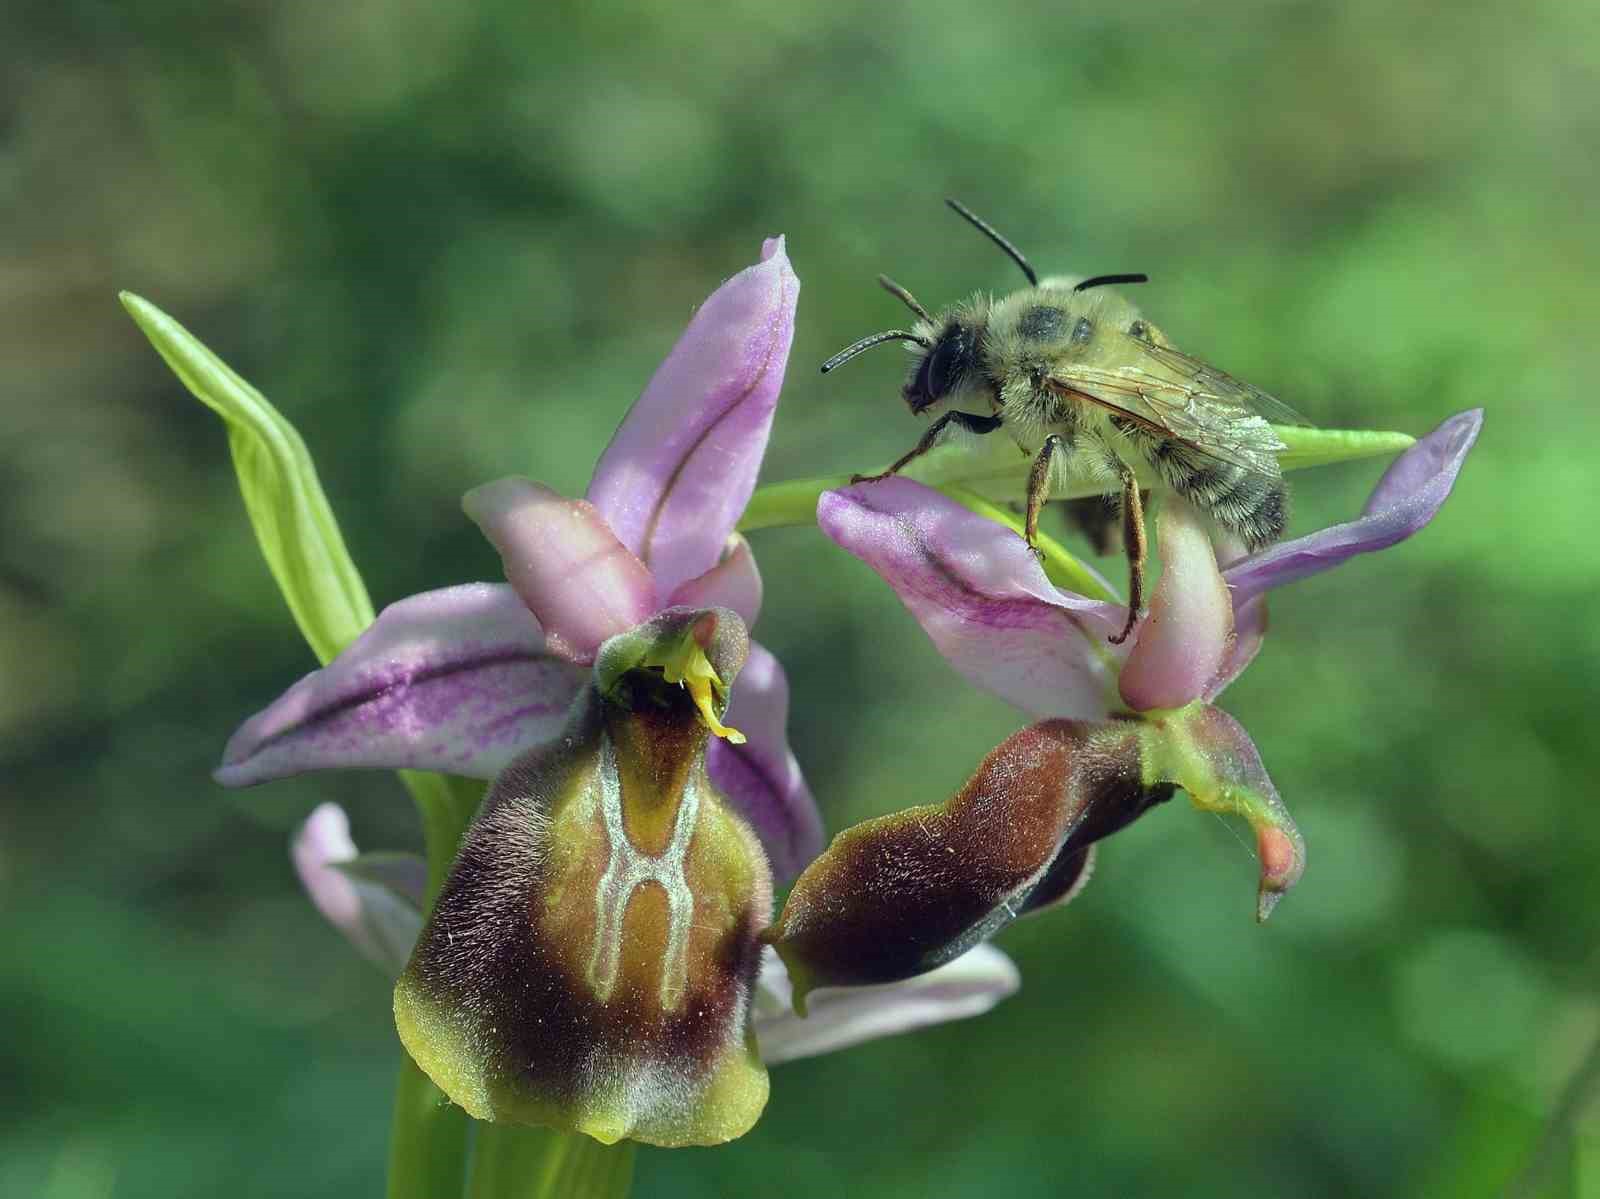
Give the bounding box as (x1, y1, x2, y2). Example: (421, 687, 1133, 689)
(587, 737, 697, 1010)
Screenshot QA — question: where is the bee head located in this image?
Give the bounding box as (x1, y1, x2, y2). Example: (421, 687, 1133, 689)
(904, 321, 979, 415)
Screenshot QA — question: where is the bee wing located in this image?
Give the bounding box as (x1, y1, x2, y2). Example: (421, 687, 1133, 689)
(1128, 339, 1313, 430)
(1047, 340, 1311, 478)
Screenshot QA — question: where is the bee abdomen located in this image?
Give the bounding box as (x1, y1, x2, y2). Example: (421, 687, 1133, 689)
(1143, 445, 1287, 550)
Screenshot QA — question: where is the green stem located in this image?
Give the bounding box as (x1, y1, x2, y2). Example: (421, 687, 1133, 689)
(399, 771, 484, 907)
(738, 473, 852, 532)
(468, 1125, 637, 1199)
(385, 771, 482, 1199)
(1504, 1023, 1600, 1199)
(388, 1057, 471, 1199)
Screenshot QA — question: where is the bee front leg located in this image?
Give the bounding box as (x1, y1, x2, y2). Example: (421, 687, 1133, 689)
(852, 411, 1003, 485)
(1023, 434, 1067, 552)
(1108, 460, 1146, 646)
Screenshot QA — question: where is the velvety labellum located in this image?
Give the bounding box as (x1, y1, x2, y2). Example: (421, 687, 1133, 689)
(394, 680, 773, 1147)
(766, 719, 1171, 1008)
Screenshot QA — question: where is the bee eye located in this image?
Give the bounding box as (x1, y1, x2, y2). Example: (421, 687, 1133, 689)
(1071, 317, 1094, 344)
(1128, 319, 1148, 340)
(925, 327, 975, 398)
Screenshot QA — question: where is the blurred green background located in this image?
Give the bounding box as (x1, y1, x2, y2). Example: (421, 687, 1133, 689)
(3, 0, 1596, 1195)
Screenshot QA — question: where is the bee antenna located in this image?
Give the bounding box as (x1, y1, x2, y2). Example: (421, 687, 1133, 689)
(877, 274, 934, 323)
(820, 330, 932, 374)
(1074, 273, 1149, 292)
(944, 198, 1039, 286)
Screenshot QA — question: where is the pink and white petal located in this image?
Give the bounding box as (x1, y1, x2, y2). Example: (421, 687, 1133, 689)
(1224, 410, 1482, 605)
(666, 534, 764, 632)
(587, 238, 799, 596)
(1204, 593, 1267, 702)
(751, 944, 1019, 1066)
(218, 583, 585, 787)
(818, 478, 1129, 720)
(292, 804, 425, 976)
(463, 478, 656, 662)
(1120, 498, 1233, 712)
(706, 642, 824, 883)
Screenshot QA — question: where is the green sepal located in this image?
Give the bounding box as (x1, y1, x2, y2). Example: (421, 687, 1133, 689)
(737, 424, 1418, 533)
(1274, 425, 1416, 472)
(120, 292, 373, 666)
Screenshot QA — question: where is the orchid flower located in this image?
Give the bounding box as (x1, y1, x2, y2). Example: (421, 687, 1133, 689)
(161, 239, 1022, 1152)
(191, 239, 831, 1149)
(762, 411, 1480, 1004)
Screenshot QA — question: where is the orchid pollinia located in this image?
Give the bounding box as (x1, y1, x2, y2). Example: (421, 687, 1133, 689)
(124, 230, 1478, 1190)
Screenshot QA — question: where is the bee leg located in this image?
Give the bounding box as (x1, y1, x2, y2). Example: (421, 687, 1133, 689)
(1107, 461, 1146, 646)
(1023, 434, 1066, 555)
(851, 411, 1003, 485)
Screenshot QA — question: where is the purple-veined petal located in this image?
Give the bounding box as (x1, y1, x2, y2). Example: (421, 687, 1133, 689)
(292, 803, 425, 976)
(587, 238, 798, 596)
(706, 642, 824, 883)
(463, 478, 657, 662)
(218, 583, 586, 786)
(818, 478, 1129, 719)
(751, 944, 1019, 1066)
(1120, 498, 1233, 711)
(1223, 410, 1482, 605)
(666, 534, 764, 632)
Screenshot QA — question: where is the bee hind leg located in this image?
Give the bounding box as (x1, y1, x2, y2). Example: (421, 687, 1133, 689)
(852, 411, 1003, 485)
(1108, 458, 1146, 646)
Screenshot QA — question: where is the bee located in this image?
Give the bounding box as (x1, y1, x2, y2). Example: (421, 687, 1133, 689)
(822, 199, 1307, 645)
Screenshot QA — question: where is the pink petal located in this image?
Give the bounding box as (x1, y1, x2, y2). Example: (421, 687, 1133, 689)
(292, 804, 425, 976)
(1119, 498, 1233, 711)
(817, 478, 1129, 719)
(666, 534, 764, 632)
(706, 642, 824, 883)
(462, 478, 656, 663)
(218, 583, 585, 786)
(1204, 593, 1267, 701)
(587, 238, 799, 596)
(751, 944, 1019, 1066)
(1224, 410, 1482, 605)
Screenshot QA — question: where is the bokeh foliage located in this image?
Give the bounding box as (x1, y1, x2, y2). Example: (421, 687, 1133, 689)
(2, 0, 1597, 1195)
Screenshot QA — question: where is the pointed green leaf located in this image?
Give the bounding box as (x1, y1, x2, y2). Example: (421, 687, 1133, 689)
(121, 292, 373, 665)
